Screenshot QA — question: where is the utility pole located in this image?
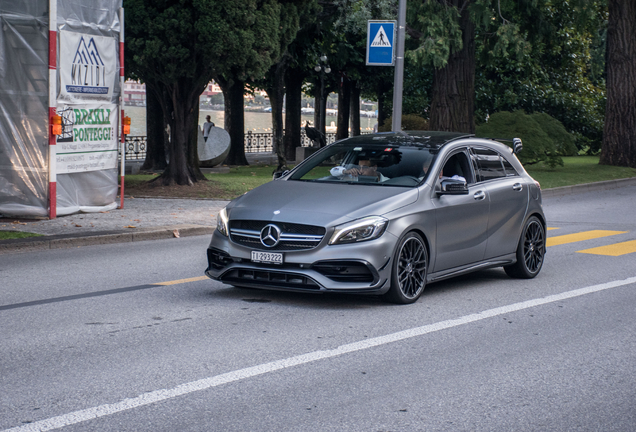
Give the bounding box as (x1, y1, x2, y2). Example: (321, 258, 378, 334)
(391, 0, 406, 132)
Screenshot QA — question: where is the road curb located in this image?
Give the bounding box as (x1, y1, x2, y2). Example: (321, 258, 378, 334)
(541, 177, 636, 198)
(0, 225, 214, 255)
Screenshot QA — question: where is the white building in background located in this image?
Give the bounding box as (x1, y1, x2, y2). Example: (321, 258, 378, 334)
(202, 81, 222, 96)
(123, 80, 231, 106)
(123, 80, 146, 106)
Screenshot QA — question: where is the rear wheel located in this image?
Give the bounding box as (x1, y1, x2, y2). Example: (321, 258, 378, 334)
(504, 216, 545, 279)
(383, 232, 428, 304)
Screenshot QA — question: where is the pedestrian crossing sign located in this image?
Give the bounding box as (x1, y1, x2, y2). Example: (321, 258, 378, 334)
(367, 20, 396, 66)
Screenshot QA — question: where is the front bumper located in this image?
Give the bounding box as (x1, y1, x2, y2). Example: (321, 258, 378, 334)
(205, 230, 398, 294)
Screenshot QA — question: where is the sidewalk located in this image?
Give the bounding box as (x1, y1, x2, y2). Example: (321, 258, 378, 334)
(2, 175, 635, 255)
(0, 152, 280, 254)
(0, 197, 228, 254)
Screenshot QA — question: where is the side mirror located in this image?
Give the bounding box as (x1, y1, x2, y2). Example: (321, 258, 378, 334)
(513, 138, 523, 154)
(437, 179, 469, 196)
(273, 169, 290, 180)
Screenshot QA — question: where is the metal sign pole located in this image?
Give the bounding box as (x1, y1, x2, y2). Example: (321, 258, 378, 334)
(391, 0, 407, 132)
(48, 0, 57, 219)
(119, 7, 125, 209)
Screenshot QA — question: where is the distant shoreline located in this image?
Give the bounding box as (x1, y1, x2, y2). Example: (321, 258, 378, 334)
(125, 105, 378, 136)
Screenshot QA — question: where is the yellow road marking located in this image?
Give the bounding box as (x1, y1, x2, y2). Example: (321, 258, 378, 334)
(547, 230, 628, 247)
(547, 227, 559, 231)
(154, 276, 208, 286)
(577, 239, 636, 256)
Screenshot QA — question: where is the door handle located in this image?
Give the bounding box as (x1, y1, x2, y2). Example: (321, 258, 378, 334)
(513, 183, 523, 191)
(474, 191, 486, 200)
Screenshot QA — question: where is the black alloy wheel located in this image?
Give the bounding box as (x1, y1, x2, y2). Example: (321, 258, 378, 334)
(504, 216, 545, 279)
(384, 232, 428, 304)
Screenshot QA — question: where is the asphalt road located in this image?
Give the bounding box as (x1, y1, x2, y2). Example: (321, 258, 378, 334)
(1, 185, 635, 432)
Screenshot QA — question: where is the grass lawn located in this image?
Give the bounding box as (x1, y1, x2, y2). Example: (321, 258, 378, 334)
(124, 165, 279, 200)
(0, 230, 44, 241)
(525, 156, 636, 189)
(122, 156, 636, 200)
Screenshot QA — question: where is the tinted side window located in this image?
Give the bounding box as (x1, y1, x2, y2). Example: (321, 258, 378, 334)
(501, 155, 520, 177)
(441, 150, 474, 184)
(473, 148, 505, 181)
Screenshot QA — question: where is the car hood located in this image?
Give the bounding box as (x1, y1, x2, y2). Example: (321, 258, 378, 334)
(227, 180, 418, 227)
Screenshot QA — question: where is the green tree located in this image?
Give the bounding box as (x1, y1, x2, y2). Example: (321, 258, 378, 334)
(250, 0, 319, 171)
(125, 0, 295, 182)
(282, 19, 322, 160)
(474, 1, 607, 152)
(217, 0, 305, 166)
(125, 0, 218, 185)
(407, 0, 480, 132)
(329, 0, 397, 139)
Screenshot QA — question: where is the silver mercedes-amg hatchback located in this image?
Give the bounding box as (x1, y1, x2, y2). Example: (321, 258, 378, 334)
(205, 131, 546, 304)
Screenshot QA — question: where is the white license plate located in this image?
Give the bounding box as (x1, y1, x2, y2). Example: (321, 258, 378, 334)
(251, 251, 283, 265)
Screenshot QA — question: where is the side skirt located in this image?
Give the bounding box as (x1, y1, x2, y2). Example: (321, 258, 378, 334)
(427, 253, 516, 283)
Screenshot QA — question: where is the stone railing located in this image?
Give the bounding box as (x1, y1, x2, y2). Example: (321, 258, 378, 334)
(122, 131, 339, 160)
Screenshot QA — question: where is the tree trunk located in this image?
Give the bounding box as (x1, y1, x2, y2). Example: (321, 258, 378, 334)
(336, 74, 352, 141)
(219, 78, 248, 166)
(429, 1, 475, 133)
(601, 0, 636, 168)
(160, 83, 196, 185)
(141, 81, 167, 171)
(350, 82, 361, 136)
(267, 58, 289, 171)
(313, 87, 321, 133)
(284, 67, 304, 161)
(377, 81, 390, 130)
(313, 78, 328, 141)
(187, 103, 206, 181)
(150, 78, 205, 186)
(315, 76, 328, 142)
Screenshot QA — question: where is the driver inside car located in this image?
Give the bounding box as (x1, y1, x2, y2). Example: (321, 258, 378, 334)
(330, 156, 389, 182)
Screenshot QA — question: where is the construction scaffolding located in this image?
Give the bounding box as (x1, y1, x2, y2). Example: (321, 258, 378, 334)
(0, 0, 123, 218)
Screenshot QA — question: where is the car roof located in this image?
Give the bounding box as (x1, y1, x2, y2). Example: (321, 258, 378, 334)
(338, 131, 475, 148)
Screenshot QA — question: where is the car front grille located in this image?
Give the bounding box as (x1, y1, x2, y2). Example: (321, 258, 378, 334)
(221, 269, 321, 290)
(229, 220, 326, 251)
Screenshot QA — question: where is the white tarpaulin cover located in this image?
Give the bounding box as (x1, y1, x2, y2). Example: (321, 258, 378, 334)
(0, 0, 122, 218)
(0, 2, 49, 217)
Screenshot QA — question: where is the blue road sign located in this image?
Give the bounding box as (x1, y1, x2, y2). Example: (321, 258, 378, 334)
(366, 20, 396, 66)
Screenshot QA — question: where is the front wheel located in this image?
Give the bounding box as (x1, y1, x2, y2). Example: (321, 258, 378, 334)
(504, 216, 545, 279)
(383, 232, 428, 304)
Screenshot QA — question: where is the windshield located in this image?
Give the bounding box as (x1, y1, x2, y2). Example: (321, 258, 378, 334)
(289, 142, 438, 187)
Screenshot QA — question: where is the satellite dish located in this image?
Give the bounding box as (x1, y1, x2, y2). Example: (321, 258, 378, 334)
(198, 125, 230, 166)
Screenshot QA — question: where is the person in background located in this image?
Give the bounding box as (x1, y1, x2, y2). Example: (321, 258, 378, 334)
(203, 115, 215, 142)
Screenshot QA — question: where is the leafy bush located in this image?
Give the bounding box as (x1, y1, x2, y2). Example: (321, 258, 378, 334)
(476, 110, 567, 167)
(379, 114, 429, 132)
(530, 112, 578, 156)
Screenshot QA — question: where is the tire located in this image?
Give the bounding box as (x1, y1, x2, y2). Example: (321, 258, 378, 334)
(504, 216, 545, 279)
(383, 232, 428, 304)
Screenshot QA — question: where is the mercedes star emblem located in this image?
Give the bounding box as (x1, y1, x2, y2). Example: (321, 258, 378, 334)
(260, 224, 281, 248)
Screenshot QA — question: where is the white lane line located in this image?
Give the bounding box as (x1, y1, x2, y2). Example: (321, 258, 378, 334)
(5, 276, 636, 432)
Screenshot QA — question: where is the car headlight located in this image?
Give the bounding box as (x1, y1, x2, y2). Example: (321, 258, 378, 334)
(329, 216, 388, 245)
(216, 207, 229, 237)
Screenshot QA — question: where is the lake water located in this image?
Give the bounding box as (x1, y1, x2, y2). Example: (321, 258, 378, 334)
(125, 106, 378, 136)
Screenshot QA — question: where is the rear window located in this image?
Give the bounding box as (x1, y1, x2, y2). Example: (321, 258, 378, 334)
(472, 148, 506, 182)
